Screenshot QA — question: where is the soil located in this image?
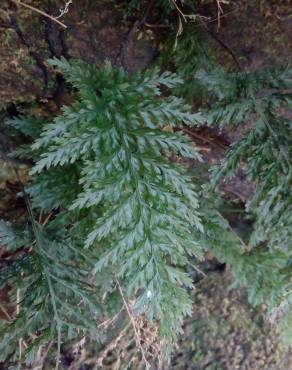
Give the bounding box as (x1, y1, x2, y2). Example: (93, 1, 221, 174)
(0, 0, 157, 107)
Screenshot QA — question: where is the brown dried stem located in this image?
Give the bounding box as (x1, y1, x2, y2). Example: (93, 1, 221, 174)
(10, 0, 67, 28)
(116, 279, 151, 370)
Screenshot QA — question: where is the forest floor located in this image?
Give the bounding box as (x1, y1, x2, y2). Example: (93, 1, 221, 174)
(0, 0, 291, 369)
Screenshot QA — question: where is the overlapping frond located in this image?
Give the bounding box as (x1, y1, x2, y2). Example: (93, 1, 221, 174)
(196, 66, 292, 251)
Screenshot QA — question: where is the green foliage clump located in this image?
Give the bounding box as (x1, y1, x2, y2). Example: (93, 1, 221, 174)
(0, 57, 206, 366)
(196, 66, 292, 251)
(0, 217, 100, 365)
(1, 34, 292, 367)
(197, 200, 289, 310)
(31, 58, 204, 340)
(193, 65, 292, 343)
(159, 29, 292, 336)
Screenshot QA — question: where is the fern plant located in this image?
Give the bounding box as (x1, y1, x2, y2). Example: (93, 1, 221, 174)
(196, 66, 292, 251)
(0, 215, 101, 366)
(1, 50, 292, 367)
(192, 65, 292, 341)
(160, 30, 292, 304)
(160, 26, 292, 341)
(0, 57, 206, 367)
(32, 58, 205, 340)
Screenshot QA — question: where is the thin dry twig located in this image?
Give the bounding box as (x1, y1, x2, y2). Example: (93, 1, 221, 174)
(215, 0, 229, 29)
(201, 21, 242, 71)
(144, 3, 242, 30)
(0, 303, 12, 321)
(55, 0, 73, 20)
(170, 0, 208, 23)
(33, 341, 54, 370)
(10, 0, 67, 28)
(116, 279, 151, 370)
(42, 212, 53, 227)
(170, 0, 209, 48)
(182, 128, 228, 150)
(17, 288, 23, 364)
(97, 308, 123, 330)
(93, 324, 131, 370)
(188, 262, 207, 278)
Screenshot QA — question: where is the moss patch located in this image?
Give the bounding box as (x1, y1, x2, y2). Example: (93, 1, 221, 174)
(171, 272, 288, 369)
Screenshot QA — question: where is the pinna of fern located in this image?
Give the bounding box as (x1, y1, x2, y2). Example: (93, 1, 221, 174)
(193, 193, 292, 345)
(197, 200, 288, 306)
(12, 57, 205, 342)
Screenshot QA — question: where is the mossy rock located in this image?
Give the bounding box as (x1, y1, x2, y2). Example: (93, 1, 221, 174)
(171, 272, 289, 370)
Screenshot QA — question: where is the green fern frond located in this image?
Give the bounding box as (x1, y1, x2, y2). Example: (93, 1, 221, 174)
(20, 59, 205, 343)
(198, 66, 292, 252)
(0, 219, 101, 365)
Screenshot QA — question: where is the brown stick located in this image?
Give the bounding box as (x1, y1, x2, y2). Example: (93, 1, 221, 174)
(10, 0, 67, 28)
(182, 127, 228, 150)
